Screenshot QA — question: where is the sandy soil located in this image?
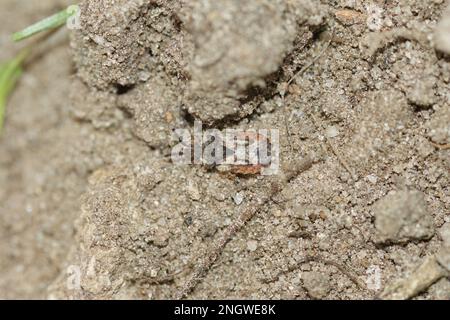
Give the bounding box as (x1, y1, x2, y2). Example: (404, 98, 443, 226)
(0, 0, 449, 300)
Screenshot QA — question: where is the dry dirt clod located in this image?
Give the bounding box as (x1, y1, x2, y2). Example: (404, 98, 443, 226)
(426, 106, 450, 146)
(373, 190, 435, 244)
(361, 27, 430, 58)
(406, 75, 437, 108)
(380, 209, 450, 300)
(439, 222, 450, 247)
(380, 255, 448, 300)
(302, 271, 331, 299)
(436, 247, 450, 272)
(434, 4, 450, 55)
(184, 0, 324, 125)
(73, 0, 185, 90)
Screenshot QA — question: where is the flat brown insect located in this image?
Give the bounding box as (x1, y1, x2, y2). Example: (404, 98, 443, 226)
(214, 131, 272, 176)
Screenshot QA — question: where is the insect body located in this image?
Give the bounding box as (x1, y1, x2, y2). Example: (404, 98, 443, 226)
(215, 131, 272, 176)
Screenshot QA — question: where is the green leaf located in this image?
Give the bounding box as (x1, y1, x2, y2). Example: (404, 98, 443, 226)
(0, 50, 29, 133)
(12, 5, 79, 42)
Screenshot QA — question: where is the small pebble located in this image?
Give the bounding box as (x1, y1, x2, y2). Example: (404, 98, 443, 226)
(326, 126, 339, 138)
(187, 182, 201, 201)
(233, 192, 244, 205)
(367, 174, 378, 184)
(247, 240, 258, 252)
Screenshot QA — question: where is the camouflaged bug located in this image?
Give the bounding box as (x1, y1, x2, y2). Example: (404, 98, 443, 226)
(214, 131, 273, 176)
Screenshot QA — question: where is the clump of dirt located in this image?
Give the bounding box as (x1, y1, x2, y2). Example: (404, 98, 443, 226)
(373, 190, 435, 244)
(183, 0, 322, 125)
(434, 4, 450, 55)
(1, 0, 449, 300)
(72, 0, 186, 90)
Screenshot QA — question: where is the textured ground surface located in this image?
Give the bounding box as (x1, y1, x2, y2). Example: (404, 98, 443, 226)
(0, 0, 449, 300)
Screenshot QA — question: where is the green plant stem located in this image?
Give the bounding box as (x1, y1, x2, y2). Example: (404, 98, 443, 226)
(2, 4, 78, 134)
(12, 5, 78, 42)
(0, 50, 30, 133)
